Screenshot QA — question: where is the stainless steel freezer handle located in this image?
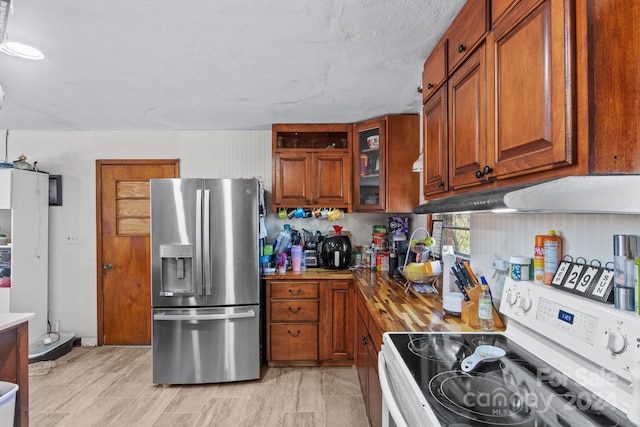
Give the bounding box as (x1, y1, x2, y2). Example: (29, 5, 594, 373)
(203, 189, 211, 296)
(153, 310, 256, 321)
(195, 189, 203, 296)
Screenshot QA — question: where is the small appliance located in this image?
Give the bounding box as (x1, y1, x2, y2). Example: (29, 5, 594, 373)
(302, 229, 320, 267)
(321, 226, 351, 269)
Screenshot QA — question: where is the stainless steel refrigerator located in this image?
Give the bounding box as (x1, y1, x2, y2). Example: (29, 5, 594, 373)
(150, 178, 260, 385)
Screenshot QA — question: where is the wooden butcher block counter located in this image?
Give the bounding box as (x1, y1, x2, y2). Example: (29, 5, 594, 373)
(351, 268, 490, 334)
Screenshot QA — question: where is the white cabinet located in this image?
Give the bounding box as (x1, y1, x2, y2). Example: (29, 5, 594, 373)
(0, 169, 49, 344)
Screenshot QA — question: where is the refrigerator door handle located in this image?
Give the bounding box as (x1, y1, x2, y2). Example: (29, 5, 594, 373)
(195, 189, 203, 295)
(203, 189, 212, 296)
(153, 310, 256, 321)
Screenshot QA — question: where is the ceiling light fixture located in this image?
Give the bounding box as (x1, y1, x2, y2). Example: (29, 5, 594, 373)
(0, 40, 44, 59)
(412, 151, 423, 172)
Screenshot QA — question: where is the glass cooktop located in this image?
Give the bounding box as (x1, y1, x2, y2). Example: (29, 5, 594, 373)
(387, 333, 631, 426)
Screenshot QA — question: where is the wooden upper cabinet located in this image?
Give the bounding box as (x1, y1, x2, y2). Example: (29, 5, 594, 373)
(353, 115, 419, 213)
(423, 84, 449, 196)
(272, 124, 352, 210)
(446, 0, 488, 75)
(491, 0, 518, 27)
(588, 0, 640, 174)
(486, 0, 576, 179)
(422, 39, 447, 103)
(448, 44, 488, 190)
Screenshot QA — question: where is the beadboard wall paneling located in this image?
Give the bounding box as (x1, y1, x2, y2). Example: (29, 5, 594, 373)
(178, 130, 272, 185)
(471, 212, 640, 300)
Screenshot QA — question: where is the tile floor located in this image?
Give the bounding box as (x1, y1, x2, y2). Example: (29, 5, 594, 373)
(28, 346, 368, 427)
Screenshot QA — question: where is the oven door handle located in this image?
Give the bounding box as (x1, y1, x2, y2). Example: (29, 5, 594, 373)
(378, 350, 409, 427)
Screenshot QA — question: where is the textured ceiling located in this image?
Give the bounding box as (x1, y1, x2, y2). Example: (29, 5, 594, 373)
(0, 0, 465, 131)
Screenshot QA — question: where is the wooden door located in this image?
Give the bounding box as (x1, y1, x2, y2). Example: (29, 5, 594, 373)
(487, 0, 575, 178)
(312, 151, 351, 207)
(272, 152, 311, 207)
(355, 310, 369, 409)
(448, 44, 488, 189)
(320, 280, 354, 361)
(423, 84, 449, 197)
(97, 160, 179, 345)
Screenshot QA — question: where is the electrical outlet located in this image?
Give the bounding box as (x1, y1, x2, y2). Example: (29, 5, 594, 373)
(65, 234, 80, 244)
(492, 259, 509, 271)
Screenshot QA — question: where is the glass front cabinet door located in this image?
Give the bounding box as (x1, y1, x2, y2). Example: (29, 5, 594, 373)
(354, 118, 386, 212)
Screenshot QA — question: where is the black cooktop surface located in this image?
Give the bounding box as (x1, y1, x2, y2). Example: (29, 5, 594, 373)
(387, 333, 631, 426)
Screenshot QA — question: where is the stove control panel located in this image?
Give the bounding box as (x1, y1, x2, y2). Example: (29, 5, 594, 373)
(500, 278, 640, 380)
(535, 297, 598, 345)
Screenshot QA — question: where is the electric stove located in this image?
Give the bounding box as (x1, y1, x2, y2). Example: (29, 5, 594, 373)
(380, 278, 640, 427)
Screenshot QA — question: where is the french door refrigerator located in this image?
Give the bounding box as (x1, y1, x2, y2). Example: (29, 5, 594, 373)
(150, 178, 260, 385)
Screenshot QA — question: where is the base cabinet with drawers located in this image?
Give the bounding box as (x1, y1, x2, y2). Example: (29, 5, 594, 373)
(265, 278, 354, 366)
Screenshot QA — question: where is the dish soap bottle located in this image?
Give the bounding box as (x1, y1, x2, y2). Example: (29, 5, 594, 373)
(477, 284, 494, 331)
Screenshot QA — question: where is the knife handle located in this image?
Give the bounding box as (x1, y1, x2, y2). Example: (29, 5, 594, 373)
(463, 260, 479, 285)
(455, 279, 470, 301)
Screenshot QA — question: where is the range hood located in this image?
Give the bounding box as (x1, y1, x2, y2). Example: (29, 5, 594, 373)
(414, 176, 640, 214)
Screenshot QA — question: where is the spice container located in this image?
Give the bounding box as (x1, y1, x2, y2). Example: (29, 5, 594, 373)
(509, 256, 531, 281)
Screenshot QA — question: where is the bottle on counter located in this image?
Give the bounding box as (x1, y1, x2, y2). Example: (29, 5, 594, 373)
(477, 284, 494, 331)
(533, 234, 545, 285)
(543, 230, 562, 285)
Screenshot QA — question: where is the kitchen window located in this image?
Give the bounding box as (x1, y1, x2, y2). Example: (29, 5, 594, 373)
(433, 213, 470, 258)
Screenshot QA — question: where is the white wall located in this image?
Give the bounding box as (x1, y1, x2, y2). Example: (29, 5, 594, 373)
(7, 131, 179, 344)
(471, 212, 640, 302)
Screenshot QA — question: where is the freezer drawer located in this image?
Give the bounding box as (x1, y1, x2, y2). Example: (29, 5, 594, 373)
(152, 305, 260, 385)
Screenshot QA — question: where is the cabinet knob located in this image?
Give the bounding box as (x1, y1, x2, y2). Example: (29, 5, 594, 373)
(288, 306, 302, 314)
(483, 165, 494, 175)
(288, 330, 301, 337)
(437, 181, 444, 188)
(362, 336, 367, 345)
(426, 83, 434, 90)
(458, 44, 466, 53)
(475, 170, 484, 179)
(288, 288, 302, 296)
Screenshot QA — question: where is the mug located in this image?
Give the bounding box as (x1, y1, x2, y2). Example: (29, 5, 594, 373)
(278, 208, 287, 219)
(312, 207, 322, 219)
(320, 208, 329, 219)
(327, 208, 342, 222)
(293, 207, 305, 218)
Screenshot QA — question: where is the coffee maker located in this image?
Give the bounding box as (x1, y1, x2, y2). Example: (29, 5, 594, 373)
(392, 240, 409, 278)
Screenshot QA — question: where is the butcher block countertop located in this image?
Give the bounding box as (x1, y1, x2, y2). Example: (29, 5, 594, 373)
(264, 268, 504, 334)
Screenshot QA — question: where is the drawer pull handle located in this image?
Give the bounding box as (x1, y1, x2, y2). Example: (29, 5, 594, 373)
(288, 289, 302, 296)
(288, 306, 302, 313)
(288, 330, 301, 337)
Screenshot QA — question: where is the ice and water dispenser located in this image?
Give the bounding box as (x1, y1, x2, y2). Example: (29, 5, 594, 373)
(159, 244, 194, 296)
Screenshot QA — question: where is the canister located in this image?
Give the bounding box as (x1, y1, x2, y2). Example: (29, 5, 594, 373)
(376, 252, 389, 272)
(510, 256, 531, 281)
(373, 233, 386, 250)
